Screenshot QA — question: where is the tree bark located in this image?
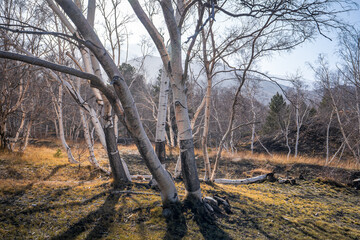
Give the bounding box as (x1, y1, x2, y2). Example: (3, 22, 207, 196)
(155, 67, 170, 164)
(55, 0, 178, 206)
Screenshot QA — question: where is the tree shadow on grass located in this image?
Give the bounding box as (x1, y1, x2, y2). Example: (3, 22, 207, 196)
(163, 203, 187, 240)
(192, 205, 233, 240)
(42, 164, 68, 181)
(51, 192, 121, 240)
(163, 199, 232, 240)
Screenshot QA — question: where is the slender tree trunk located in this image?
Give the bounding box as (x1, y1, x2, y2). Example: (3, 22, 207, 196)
(325, 110, 334, 165)
(19, 119, 32, 152)
(103, 100, 131, 185)
(155, 67, 170, 164)
(326, 80, 360, 163)
(201, 68, 212, 182)
(285, 110, 292, 160)
(77, 79, 109, 173)
(57, 84, 78, 164)
(210, 79, 245, 181)
(294, 106, 300, 157)
(53, 118, 59, 138)
(10, 109, 26, 151)
(250, 97, 256, 154)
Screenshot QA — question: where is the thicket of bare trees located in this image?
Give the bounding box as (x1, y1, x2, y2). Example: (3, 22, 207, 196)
(1, 0, 359, 217)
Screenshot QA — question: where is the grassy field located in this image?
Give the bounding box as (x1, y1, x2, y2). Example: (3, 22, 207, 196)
(0, 142, 359, 239)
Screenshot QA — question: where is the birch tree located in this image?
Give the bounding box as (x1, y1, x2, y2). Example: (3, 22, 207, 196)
(128, 0, 202, 201)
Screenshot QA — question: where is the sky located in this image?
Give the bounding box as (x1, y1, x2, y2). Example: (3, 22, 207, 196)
(254, 9, 360, 88)
(99, 2, 360, 89)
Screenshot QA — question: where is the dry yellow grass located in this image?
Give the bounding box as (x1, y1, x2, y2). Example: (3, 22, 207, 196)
(221, 150, 360, 170)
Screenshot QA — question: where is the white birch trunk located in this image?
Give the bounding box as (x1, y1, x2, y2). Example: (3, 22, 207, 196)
(57, 84, 78, 164)
(155, 67, 170, 164)
(201, 62, 212, 181)
(160, 0, 201, 200)
(285, 110, 292, 160)
(19, 119, 32, 153)
(11, 108, 26, 151)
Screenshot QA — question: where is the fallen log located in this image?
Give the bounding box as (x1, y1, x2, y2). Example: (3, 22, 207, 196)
(214, 173, 274, 185)
(278, 177, 296, 185)
(131, 175, 152, 180)
(353, 178, 360, 190)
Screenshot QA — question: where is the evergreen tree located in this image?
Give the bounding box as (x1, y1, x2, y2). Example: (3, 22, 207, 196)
(263, 92, 286, 134)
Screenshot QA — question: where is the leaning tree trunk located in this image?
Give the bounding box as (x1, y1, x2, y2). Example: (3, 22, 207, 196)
(56, 0, 178, 206)
(76, 79, 109, 174)
(155, 66, 170, 164)
(57, 84, 78, 164)
(103, 100, 131, 186)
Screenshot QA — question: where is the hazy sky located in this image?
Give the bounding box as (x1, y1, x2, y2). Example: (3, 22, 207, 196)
(258, 9, 360, 88)
(107, 3, 360, 89)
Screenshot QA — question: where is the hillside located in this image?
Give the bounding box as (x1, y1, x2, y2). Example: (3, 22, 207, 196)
(129, 55, 290, 104)
(0, 143, 360, 240)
